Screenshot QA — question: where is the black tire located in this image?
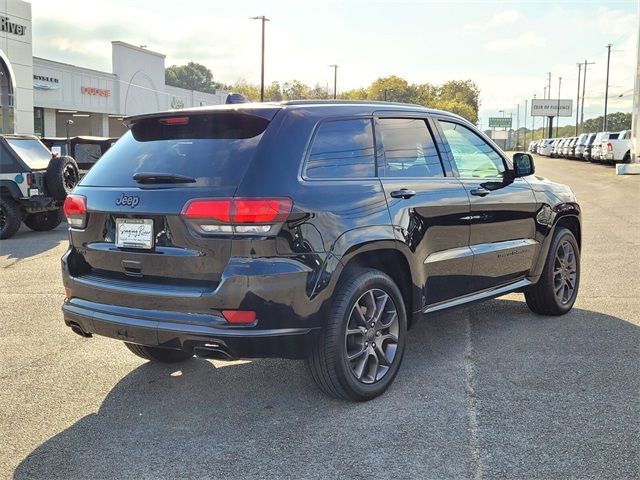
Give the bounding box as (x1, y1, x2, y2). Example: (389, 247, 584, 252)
(525, 227, 580, 316)
(622, 152, 631, 164)
(46, 155, 79, 201)
(0, 196, 23, 239)
(307, 268, 407, 401)
(23, 207, 63, 231)
(124, 342, 193, 363)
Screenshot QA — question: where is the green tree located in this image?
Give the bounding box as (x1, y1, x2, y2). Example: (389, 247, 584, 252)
(264, 81, 283, 101)
(165, 62, 219, 93)
(282, 80, 310, 100)
(231, 79, 260, 101)
(367, 75, 410, 102)
(582, 112, 631, 133)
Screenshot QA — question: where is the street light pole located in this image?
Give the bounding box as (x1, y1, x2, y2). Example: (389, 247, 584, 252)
(328, 64, 338, 99)
(516, 103, 520, 149)
(575, 63, 582, 135)
(250, 16, 270, 102)
(556, 76, 562, 138)
(581, 60, 595, 132)
(604, 43, 612, 130)
(524, 99, 528, 147)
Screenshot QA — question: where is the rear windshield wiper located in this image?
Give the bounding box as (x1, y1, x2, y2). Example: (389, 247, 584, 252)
(133, 172, 196, 184)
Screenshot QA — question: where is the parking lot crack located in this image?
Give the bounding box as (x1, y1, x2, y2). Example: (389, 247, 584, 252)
(464, 314, 483, 480)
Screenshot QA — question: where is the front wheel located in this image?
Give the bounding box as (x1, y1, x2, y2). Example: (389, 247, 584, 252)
(525, 227, 580, 315)
(307, 268, 407, 401)
(124, 342, 193, 363)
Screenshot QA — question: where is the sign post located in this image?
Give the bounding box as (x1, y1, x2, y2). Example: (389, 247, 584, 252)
(530, 99, 573, 138)
(488, 117, 512, 128)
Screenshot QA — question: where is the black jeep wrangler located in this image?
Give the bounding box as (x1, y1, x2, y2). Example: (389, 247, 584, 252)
(1, 135, 79, 239)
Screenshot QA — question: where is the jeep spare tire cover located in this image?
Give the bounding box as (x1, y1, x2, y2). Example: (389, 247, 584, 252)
(46, 156, 79, 201)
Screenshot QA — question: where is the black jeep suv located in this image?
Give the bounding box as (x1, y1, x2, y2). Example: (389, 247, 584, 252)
(61, 101, 581, 400)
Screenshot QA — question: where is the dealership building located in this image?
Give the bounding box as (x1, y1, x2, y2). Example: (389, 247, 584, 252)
(1, 0, 230, 138)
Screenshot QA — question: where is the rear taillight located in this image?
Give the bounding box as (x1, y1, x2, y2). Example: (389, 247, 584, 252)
(63, 194, 87, 228)
(606, 142, 613, 151)
(183, 197, 292, 235)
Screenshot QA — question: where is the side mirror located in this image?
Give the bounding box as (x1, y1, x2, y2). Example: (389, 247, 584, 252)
(512, 152, 535, 177)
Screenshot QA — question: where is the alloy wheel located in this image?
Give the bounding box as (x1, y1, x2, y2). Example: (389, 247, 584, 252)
(553, 240, 577, 304)
(345, 288, 399, 384)
(63, 164, 78, 191)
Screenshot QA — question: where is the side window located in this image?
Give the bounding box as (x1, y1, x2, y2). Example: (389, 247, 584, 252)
(0, 145, 18, 173)
(378, 118, 444, 177)
(305, 119, 375, 179)
(438, 121, 506, 178)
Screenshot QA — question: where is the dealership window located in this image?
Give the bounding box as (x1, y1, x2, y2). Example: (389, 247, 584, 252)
(34, 107, 44, 137)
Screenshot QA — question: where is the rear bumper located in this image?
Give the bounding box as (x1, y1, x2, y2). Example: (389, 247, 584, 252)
(61, 249, 333, 359)
(63, 298, 320, 359)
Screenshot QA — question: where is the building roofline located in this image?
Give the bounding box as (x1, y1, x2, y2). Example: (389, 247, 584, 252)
(111, 41, 166, 59)
(33, 56, 116, 77)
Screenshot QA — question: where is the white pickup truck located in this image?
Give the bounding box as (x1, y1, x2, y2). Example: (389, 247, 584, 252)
(601, 130, 632, 163)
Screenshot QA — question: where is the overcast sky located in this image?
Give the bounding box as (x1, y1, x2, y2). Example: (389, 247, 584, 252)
(30, 0, 638, 129)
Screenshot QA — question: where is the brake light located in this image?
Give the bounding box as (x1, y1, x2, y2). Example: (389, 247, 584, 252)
(183, 197, 292, 234)
(222, 310, 256, 324)
(606, 142, 613, 151)
(26, 174, 35, 185)
(158, 116, 189, 125)
(63, 194, 87, 228)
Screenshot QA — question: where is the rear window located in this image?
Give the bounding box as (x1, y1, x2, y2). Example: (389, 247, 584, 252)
(74, 143, 102, 164)
(80, 113, 269, 188)
(5, 138, 51, 169)
(608, 133, 620, 140)
(305, 118, 376, 179)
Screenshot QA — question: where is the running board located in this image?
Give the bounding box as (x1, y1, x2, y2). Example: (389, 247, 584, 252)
(423, 279, 532, 314)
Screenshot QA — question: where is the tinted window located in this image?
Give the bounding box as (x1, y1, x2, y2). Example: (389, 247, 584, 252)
(306, 119, 375, 179)
(378, 118, 443, 177)
(81, 113, 269, 188)
(439, 121, 505, 178)
(608, 133, 619, 140)
(0, 144, 19, 173)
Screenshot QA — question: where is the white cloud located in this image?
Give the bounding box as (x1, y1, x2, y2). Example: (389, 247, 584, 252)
(465, 9, 523, 31)
(485, 32, 546, 51)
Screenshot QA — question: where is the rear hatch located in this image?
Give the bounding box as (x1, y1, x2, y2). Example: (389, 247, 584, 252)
(67, 109, 279, 293)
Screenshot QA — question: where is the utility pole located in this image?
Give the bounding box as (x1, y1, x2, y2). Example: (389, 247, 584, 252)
(604, 43, 613, 131)
(524, 99, 528, 147)
(575, 63, 582, 135)
(547, 72, 552, 99)
(556, 76, 562, 138)
(543, 86, 547, 133)
(250, 16, 270, 102)
(328, 64, 338, 99)
(580, 60, 595, 132)
(533, 94, 537, 140)
(516, 103, 520, 149)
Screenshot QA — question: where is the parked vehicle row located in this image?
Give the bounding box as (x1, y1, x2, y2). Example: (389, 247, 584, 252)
(527, 130, 632, 163)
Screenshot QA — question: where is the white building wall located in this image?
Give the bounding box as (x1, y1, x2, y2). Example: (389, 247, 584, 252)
(34, 57, 118, 114)
(42, 106, 55, 135)
(0, 0, 33, 134)
(112, 41, 165, 116)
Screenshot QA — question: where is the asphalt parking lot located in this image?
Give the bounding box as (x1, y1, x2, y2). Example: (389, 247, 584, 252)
(1, 155, 638, 480)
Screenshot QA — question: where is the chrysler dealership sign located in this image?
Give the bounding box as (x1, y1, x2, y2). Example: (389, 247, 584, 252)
(531, 99, 573, 117)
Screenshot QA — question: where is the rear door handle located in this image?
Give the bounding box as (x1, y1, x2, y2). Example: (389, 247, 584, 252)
(390, 189, 416, 199)
(470, 187, 490, 197)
